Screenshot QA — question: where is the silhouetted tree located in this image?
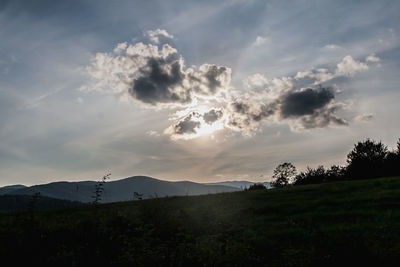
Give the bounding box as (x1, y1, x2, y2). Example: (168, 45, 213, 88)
(346, 139, 388, 179)
(384, 138, 400, 177)
(397, 138, 400, 154)
(294, 166, 326, 185)
(326, 165, 346, 181)
(246, 183, 266, 190)
(271, 162, 297, 188)
(92, 173, 111, 205)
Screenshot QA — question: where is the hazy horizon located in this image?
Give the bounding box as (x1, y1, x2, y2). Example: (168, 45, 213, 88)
(0, 175, 269, 188)
(1, 0, 399, 186)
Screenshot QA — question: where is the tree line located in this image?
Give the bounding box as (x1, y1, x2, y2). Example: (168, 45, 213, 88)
(271, 138, 400, 187)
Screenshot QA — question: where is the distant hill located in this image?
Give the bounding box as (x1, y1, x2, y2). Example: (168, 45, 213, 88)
(0, 184, 27, 195)
(0, 195, 83, 211)
(206, 181, 271, 189)
(2, 176, 239, 203)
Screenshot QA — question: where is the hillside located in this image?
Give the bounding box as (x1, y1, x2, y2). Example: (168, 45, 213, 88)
(0, 184, 26, 195)
(0, 177, 398, 266)
(0, 195, 83, 211)
(206, 181, 271, 189)
(2, 176, 239, 203)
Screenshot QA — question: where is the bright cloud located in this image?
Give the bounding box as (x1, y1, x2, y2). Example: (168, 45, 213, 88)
(84, 31, 380, 140)
(146, 29, 174, 44)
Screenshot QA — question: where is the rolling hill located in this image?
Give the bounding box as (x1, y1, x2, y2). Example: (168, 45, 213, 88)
(0, 184, 27, 195)
(1, 176, 240, 203)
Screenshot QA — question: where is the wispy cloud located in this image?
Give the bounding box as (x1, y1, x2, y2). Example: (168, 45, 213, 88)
(21, 86, 65, 110)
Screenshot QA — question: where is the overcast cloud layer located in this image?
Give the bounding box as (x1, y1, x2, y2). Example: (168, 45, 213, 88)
(0, 0, 399, 185)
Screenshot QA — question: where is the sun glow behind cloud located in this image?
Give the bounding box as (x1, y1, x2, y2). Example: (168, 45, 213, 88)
(166, 111, 226, 140)
(83, 29, 380, 141)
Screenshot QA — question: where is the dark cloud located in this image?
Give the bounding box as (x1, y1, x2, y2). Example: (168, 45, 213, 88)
(280, 87, 334, 117)
(297, 106, 348, 129)
(251, 104, 276, 122)
(231, 100, 277, 121)
(227, 100, 276, 132)
(277, 87, 347, 129)
(188, 64, 231, 95)
(172, 113, 201, 135)
(87, 40, 231, 107)
(203, 109, 223, 124)
(232, 101, 250, 114)
(227, 87, 346, 132)
(129, 57, 190, 105)
(203, 65, 228, 93)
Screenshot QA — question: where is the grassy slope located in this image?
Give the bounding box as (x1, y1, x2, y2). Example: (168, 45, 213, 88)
(0, 177, 399, 266)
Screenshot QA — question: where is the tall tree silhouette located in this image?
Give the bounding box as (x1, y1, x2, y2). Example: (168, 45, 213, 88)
(346, 139, 388, 179)
(271, 162, 297, 187)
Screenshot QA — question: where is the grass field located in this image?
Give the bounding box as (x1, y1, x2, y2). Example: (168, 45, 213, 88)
(1, 177, 399, 266)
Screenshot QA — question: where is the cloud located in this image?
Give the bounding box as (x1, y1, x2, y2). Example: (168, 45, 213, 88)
(225, 86, 346, 133)
(335, 55, 368, 77)
(324, 44, 341, 50)
(243, 73, 269, 90)
(84, 33, 379, 140)
(145, 29, 174, 44)
(295, 68, 335, 84)
(172, 113, 201, 135)
(129, 55, 190, 105)
(280, 87, 334, 117)
(355, 113, 374, 122)
(165, 108, 226, 140)
(187, 64, 231, 96)
(291, 104, 348, 129)
(295, 54, 380, 84)
(365, 53, 380, 63)
(84, 37, 231, 107)
(146, 130, 160, 137)
(203, 109, 223, 124)
(226, 100, 277, 134)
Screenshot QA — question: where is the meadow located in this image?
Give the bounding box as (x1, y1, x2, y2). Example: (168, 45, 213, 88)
(1, 176, 399, 266)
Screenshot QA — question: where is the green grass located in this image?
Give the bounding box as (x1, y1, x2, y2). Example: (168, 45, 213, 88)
(1, 177, 399, 266)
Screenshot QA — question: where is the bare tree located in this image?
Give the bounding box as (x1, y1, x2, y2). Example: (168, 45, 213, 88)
(92, 173, 111, 205)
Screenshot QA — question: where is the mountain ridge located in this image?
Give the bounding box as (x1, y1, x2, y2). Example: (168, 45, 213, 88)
(1, 176, 242, 203)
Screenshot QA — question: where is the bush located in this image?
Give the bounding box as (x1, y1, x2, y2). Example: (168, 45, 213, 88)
(246, 183, 266, 191)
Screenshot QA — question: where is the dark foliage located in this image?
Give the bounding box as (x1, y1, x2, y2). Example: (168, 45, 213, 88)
(294, 165, 327, 185)
(245, 183, 266, 191)
(271, 162, 297, 188)
(346, 138, 388, 179)
(287, 138, 400, 186)
(325, 165, 347, 181)
(0, 195, 83, 211)
(294, 165, 347, 185)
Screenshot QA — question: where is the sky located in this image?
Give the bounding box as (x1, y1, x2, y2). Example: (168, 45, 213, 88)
(0, 0, 399, 186)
